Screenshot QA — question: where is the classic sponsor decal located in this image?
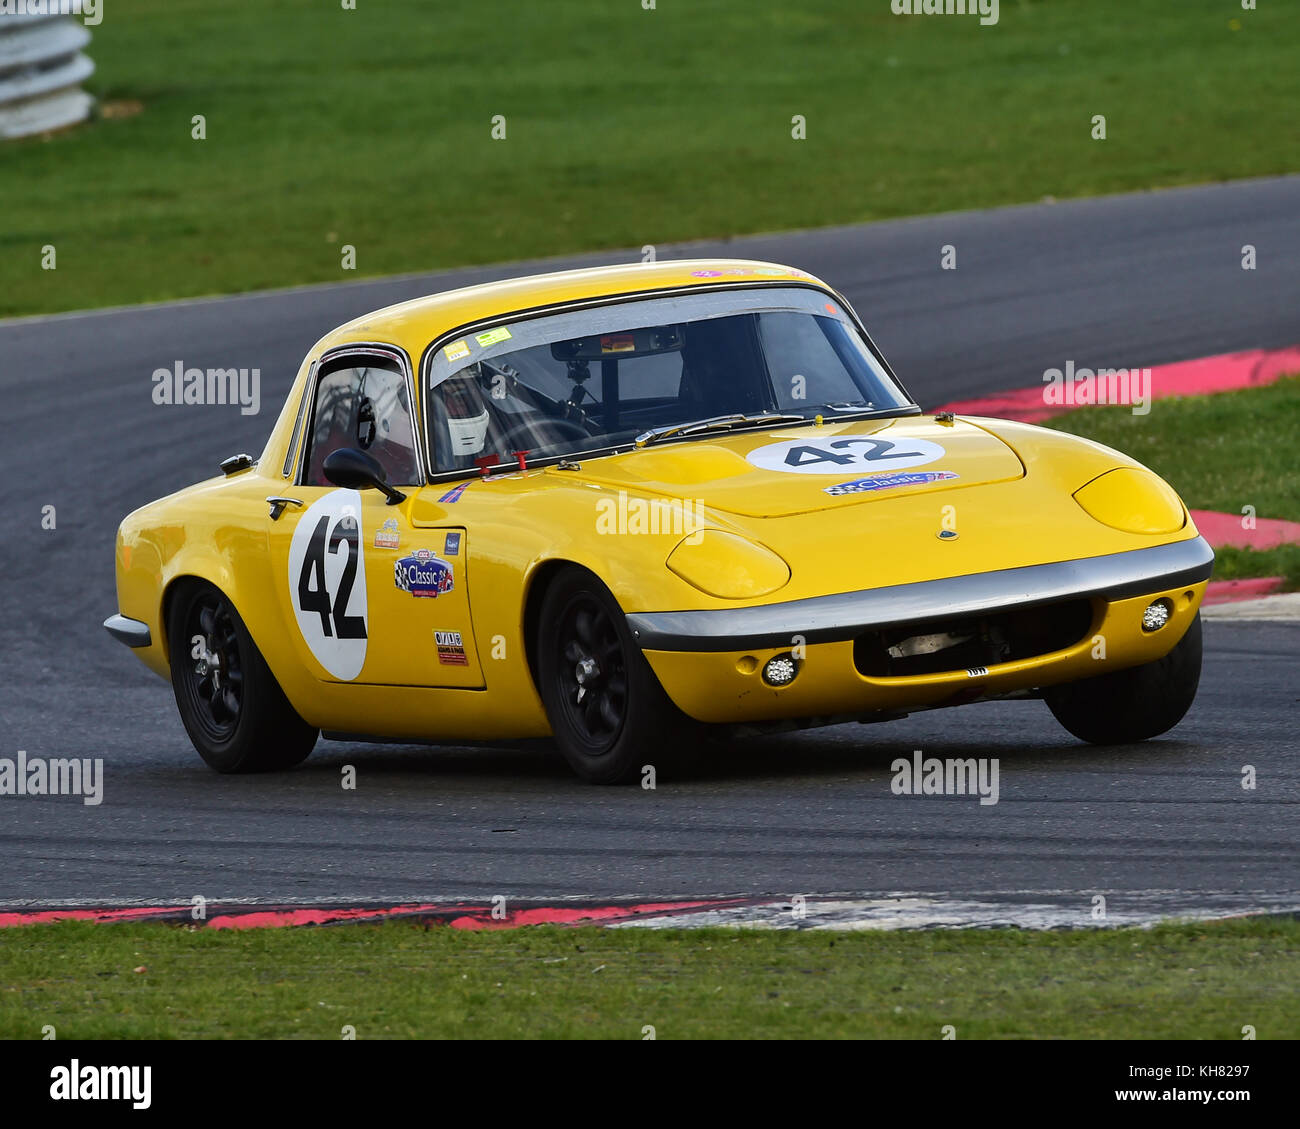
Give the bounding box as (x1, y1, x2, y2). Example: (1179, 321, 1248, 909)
(600, 333, 636, 354)
(395, 549, 455, 598)
(444, 531, 462, 556)
(825, 471, 959, 496)
(443, 339, 471, 362)
(287, 490, 367, 680)
(434, 629, 468, 666)
(437, 481, 471, 503)
(373, 517, 401, 549)
(475, 326, 512, 348)
(747, 435, 946, 476)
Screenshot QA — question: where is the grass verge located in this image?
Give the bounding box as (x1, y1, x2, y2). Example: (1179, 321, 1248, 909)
(1046, 376, 1300, 589)
(2, 0, 1298, 317)
(1, 917, 1296, 1039)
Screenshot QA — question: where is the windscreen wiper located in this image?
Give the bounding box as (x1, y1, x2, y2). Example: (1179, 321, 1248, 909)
(634, 412, 806, 449)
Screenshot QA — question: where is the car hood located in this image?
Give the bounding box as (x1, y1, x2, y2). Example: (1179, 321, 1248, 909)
(556, 416, 1024, 518)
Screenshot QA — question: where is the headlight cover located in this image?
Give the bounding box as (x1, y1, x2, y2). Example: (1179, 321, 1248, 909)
(666, 529, 791, 599)
(1073, 467, 1186, 535)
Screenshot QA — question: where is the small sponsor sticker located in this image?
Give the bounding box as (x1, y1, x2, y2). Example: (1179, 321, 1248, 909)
(434, 628, 468, 666)
(394, 549, 455, 598)
(600, 333, 636, 354)
(373, 517, 401, 549)
(443, 340, 471, 362)
(691, 270, 723, 278)
(475, 326, 512, 347)
(444, 531, 462, 556)
(824, 471, 960, 497)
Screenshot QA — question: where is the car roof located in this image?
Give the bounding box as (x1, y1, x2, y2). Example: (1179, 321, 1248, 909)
(312, 258, 834, 358)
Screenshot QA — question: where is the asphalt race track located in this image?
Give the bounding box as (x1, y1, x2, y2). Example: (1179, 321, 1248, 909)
(2, 177, 1297, 908)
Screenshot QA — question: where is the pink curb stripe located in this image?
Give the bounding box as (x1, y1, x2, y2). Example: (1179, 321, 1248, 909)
(1190, 510, 1300, 551)
(0, 899, 757, 931)
(933, 344, 1300, 422)
(1203, 577, 1285, 606)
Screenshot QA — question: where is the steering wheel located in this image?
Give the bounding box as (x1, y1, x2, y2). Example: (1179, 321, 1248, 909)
(499, 416, 594, 455)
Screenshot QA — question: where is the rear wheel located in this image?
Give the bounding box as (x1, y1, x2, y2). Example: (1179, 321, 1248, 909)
(536, 569, 690, 784)
(1045, 614, 1202, 744)
(168, 581, 318, 773)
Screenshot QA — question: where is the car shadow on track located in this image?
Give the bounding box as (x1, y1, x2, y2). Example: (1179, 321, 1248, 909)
(285, 722, 1201, 789)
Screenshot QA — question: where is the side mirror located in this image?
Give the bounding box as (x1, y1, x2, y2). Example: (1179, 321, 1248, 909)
(322, 448, 406, 505)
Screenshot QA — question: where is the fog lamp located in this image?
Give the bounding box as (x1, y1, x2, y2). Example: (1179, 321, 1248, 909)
(762, 654, 798, 687)
(1142, 600, 1172, 632)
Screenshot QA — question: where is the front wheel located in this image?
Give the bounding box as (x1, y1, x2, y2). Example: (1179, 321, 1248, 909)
(168, 581, 318, 773)
(1044, 614, 1202, 744)
(536, 569, 691, 784)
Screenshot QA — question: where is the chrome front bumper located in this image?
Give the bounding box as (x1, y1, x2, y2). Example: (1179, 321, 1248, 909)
(628, 536, 1214, 653)
(103, 614, 152, 648)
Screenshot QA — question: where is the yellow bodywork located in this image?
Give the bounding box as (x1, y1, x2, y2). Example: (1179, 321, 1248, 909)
(110, 258, 1208, 738)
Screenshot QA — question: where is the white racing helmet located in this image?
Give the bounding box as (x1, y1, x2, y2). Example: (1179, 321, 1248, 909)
(441, 375, 491, 455)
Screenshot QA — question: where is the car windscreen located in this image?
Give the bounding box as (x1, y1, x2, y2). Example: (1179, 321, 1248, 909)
(423, 285, 912, 474)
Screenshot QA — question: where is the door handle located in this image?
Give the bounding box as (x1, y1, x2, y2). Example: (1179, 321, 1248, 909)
(266, 496, 304, 520)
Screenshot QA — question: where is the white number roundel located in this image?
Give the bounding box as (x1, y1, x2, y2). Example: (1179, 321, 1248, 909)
(746, 435, 946, 475)
(287, 490, 368, 680)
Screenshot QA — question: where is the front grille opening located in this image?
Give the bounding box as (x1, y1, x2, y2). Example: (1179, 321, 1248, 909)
(853, 599, 1094, 678)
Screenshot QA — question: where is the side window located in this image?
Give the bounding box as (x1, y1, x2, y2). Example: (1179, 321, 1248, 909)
(302, 357, 420, 487)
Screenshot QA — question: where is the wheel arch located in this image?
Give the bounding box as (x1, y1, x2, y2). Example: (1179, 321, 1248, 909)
(521, 558, 592, 695)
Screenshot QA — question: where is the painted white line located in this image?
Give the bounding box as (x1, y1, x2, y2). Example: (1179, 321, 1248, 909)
(611, 894, 1300, 931)
(1201, 592, 1300, 622)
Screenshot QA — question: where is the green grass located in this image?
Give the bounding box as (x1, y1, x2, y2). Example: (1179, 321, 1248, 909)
(1212, 545, 1300, 592)
(1046, 376, 1300, 587)
(1, 917, 1296, 1039)
(2, 0, 1297, 317)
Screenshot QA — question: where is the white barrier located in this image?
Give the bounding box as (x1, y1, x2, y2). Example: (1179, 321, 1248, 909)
(0, 9, 95, 140)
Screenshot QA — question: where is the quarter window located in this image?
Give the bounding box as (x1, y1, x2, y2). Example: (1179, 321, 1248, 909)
(301, 356, 419, 487)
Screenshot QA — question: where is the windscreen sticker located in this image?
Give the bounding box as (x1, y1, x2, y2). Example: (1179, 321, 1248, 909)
(825, 471, 959, 497)
(747, 436, 946, 476)
(475, 327, 512, 347)
(600, 333, 636, 353)
(395, 549, 455, 598)
(287, 489, 368, 680)
(443, 340, 471, 362)
(434, 629, 468, 666)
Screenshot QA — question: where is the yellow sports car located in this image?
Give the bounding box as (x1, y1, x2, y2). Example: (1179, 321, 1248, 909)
(105, 260, 1212, 782)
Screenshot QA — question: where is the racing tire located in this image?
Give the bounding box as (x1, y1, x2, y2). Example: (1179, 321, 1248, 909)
(168, 581, 318, 773)
(1044, 613, 1202, 744)
(537, 568, 691, 784)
